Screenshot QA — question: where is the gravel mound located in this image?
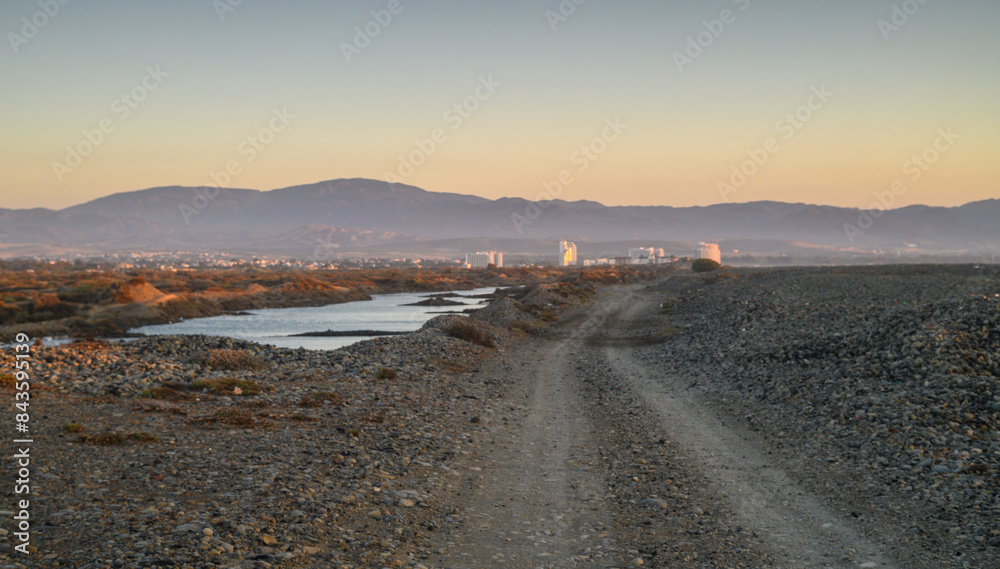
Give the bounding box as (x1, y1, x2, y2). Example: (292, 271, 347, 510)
(468, 297, 528, 328)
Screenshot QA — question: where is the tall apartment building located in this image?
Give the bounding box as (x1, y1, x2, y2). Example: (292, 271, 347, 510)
(558, 240, 577, 267)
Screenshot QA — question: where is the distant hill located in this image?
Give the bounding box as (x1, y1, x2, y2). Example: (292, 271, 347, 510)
(2, 178, 998, 257)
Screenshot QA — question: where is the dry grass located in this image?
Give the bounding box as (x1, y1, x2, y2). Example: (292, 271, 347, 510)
(285, 412, 320, 423)
(190, 377, 267, 396)
(298, 391, 345, 408)
(197, 349, 270, 371)
(80, 431, 159, 445)
(655, 325, 681, 338)
(431, 358, 471, 374)
(192, 407, 263, 428)
(360, 410, 386, 424)
(441, 319, 495, 348)
(138, 386, 191, 401)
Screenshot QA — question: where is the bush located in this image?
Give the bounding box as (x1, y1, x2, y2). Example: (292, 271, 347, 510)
(139, 387, 191, 401)
(197, 349, 269, 371)
(441, 319, 495, 348)
(374, 367, 397, 380)
(691, 259, 722, 273)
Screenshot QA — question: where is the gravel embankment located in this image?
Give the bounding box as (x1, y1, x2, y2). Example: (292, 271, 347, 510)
(647, 265, 1000, 567)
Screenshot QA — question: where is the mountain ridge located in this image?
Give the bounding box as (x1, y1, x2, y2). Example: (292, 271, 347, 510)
(3, 178, 998, 256)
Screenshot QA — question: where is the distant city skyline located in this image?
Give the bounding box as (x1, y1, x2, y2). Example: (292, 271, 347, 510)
(2, 0, 997, 211)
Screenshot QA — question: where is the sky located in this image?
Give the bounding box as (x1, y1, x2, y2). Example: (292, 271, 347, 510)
(1, 0, 997, 211)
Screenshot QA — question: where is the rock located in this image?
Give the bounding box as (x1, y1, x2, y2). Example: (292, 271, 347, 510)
(640, 498, 668, 509)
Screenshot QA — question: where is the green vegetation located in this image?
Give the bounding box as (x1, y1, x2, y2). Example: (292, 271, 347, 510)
(692, 259, 722, 272)
(62, 423, 83, 433)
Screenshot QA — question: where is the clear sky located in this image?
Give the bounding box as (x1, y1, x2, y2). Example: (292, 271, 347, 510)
(1, 0, 997, 210)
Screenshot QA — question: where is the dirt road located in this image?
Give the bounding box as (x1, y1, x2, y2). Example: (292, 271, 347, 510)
(428, 282, 918, 568)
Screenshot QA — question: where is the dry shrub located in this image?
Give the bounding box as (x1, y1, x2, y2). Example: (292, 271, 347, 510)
(197, 349, 269, 371)
(298, 391, 344, 408)
(432, 358, 471, 374)
(441, 319, 495, 348)
(191, 377, 266, 395)
(81, 431, 158, 445)
(139, 387, 191, 401)
(193, 407, 261, 428)
(374, 367, 397, 379)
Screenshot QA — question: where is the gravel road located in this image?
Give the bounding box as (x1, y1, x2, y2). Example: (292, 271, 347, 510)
(429, 271, 997, 568)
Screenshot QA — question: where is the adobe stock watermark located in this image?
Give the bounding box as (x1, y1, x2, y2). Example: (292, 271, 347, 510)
(843, 127, 959, 244)
(511, 117, 628, 234)
(384, 75, 500, 184)
(878, 0, 931, 41)
(717, 84, 834, 201)
(341, 0, 412, 63)
(52, 65, 169, 182)
(7, 0, 71, 54)
(213, 0, 245, 22)
(545, 0, 587, 31)
(672, 0, 751, 73)
(179, 107, 296, 224)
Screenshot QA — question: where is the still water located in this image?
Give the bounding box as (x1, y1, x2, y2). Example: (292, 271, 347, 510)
(129, 287, 496, 350)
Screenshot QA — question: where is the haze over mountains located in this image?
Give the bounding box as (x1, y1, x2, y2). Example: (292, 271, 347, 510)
(1, 178, 998, 259)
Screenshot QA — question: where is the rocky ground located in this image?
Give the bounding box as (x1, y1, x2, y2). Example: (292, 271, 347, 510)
(0, 266, 997, 568)
(645, 265, 1000, 568)
(0, 318, 515, 568)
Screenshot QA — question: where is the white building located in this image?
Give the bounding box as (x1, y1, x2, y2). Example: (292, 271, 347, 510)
(465, 251, 503, 268)
(697, 242, 721, 264)
(628, 247, 654, 264)
(558, 241, 577, 267)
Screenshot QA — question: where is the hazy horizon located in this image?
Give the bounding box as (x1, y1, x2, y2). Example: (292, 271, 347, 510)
(2, 0, 998, 211)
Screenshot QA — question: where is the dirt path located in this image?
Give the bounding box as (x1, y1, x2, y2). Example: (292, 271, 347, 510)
(429, 283, 911, 568)
(431, 301, 622, 567)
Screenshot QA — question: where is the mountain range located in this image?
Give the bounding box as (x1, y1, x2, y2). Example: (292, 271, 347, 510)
(1, 178, 998, 258)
